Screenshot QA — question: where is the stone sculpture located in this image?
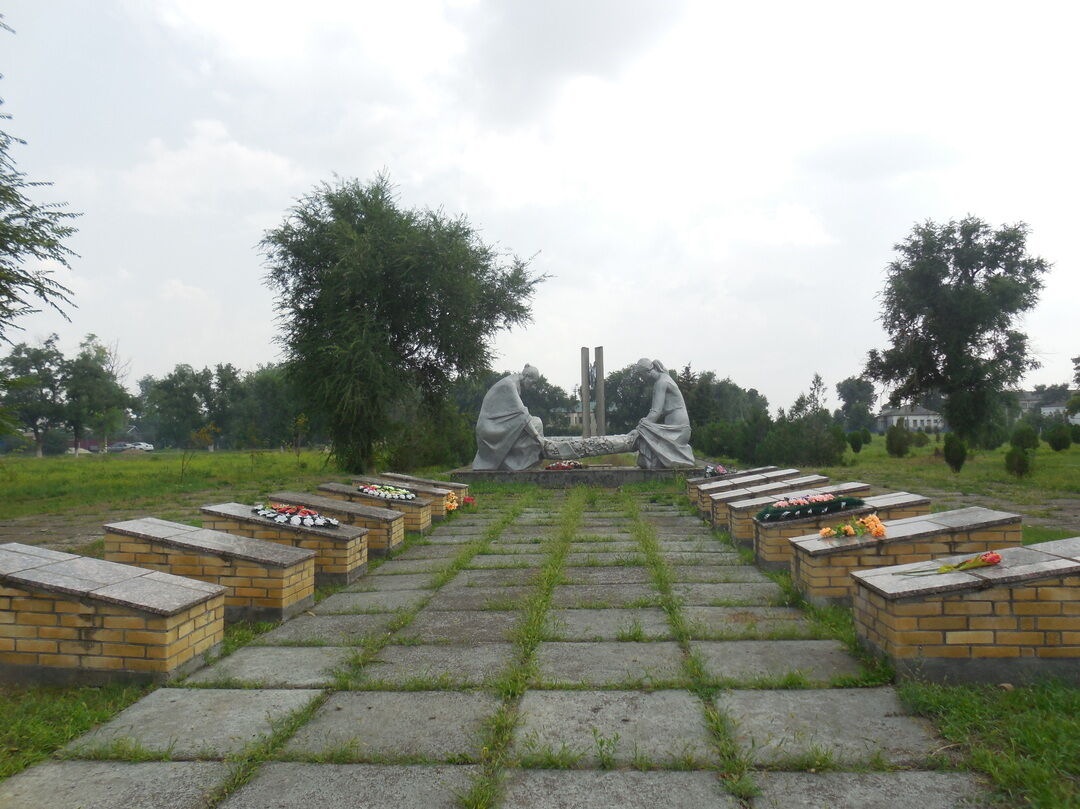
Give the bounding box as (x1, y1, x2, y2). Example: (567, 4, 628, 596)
(472, 365, 544, 471)
(631, 358, 696, 468)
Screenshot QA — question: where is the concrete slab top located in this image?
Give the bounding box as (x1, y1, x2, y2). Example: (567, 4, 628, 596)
(500, 769, 741, 809)
(0, 541, 225, 615)
(185, 646, 351, 688)
(319, 481, 434, 508)
(351, 475, 450, 497)
(104, 520, 315, 567)
(751, 771, 992, 809)
(268, 491, 403, 522)
(200, 503, 368, 541)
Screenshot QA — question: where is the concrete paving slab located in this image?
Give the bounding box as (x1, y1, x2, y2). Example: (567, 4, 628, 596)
(425, 533, 480, 544)
(718, 688, 940, 766)
(544, 608, 673, 641)
(560, 566, 652, 585)
(566, 541, 641, 553)
(359, 643, 513, 686)
(534, 641, 686, 686)
(468, 553, 547, 567)
(282, 691, 499, 761)
(573, 531, 634, 540)
(369, 557, 448, 574)
(751, 771, 991, 809)
(425, 585, 533, 611)
(255, 614, 396, 645)
(500, 770, 739, 809)
(662, 552, 742, 566)
(670, 565, 769, 583)
(399, 609, 519, 643)
(221, 763, 478, 809)
(683, 606, 812, 639)
(658, 540, 729, 553)
(346, 573, 435, 592)
(67, 688, 320, 758)
(0, 761, 229, 809)
(550, 583, 660, 608)
(475, 543, 549, 554)
(671, 582, 782, 605)
(313, 589, 429, 614)
(692, 640, 861, 683)
(493, 535, 549, 545)
(564, 552, 648, 566)
(514, 690, 716, 768)
(186, 647, 350, 687)
(394, 544, 462, 559)
(441, 568, 539, 588)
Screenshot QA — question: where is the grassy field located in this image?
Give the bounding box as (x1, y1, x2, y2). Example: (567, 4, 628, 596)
(0, 449, 342, 520)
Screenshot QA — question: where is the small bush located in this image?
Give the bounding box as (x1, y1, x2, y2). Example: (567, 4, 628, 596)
(847, 432, 864, 453)
(885, 423, 911, 458)
(860, 428, 872, 444)
(943, 433, 967, 473)
(1072, 424, 1080, 443)
(1004, 446, 1033, 478)
(1010, 424, 1040, 451)
(1044, 423, 1072, 452)
(912, 431, 930, 447)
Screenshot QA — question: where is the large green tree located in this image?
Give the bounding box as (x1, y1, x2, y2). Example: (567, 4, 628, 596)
(866, 217, 1049, 443)
(835, 376, 876, 431)
(64, 335, 130, 453)
(0, 333, 65, 455)
(262, 175, 542, 471)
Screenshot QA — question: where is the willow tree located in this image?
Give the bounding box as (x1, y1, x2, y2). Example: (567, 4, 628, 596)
(866, 217, 1049, 444)
(262, 175, 542, 471)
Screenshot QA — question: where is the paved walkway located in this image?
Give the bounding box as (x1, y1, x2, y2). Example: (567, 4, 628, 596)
(0, 489, 991, 808)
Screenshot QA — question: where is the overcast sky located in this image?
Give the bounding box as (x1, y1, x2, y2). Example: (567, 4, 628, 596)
(5, 0, 1077, 412)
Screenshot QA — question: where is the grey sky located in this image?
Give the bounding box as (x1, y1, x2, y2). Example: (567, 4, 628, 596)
(5, 0, 1077, 411)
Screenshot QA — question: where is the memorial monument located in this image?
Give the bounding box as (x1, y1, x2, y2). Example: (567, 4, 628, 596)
(471, 358, 695, 471)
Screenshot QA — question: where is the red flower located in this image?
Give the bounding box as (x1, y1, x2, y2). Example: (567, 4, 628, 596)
(980, 552, 1002, 565)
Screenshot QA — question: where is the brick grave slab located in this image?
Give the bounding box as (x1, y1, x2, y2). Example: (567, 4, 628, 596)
(269, 490, 405, 557)
(753, 491, 931, 572)
(684, 464, 778, 500)
(791, 507, 1022, 607)
(0, 542, 224, 685)
(710, 475, 831, 530)
(726, 482, 871, 546)
(852, 538, 1080, 683)
(103, 518, 314, 623)
(319, 481, 434, 534)
(377, 471, 470, 500)
(201, 502, 368, 586)
(351, 474, 451, 519)
(694, 468, 801, 517)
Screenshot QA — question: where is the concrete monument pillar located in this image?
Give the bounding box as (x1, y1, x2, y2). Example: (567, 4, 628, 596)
(580, 346, 592, 438)
(594, 345, 606, 436)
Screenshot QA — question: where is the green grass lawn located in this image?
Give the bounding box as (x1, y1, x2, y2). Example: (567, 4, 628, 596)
(0, 449, 341, 519)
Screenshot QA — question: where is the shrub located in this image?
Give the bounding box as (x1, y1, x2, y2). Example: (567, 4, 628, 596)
(860, 428, 872, 444)
(1010, 423, 1039, 451)
(1072, 424, 1080, 443)
(1044, 423, 1072, 452)
(912, 431, 930, 447)
(943, 433, 967, 473)
(885, 422, 911, 458)
(977, 422, 1008, 451)
(1004, 446, 1033, 478)
(847, 431, 864, 453)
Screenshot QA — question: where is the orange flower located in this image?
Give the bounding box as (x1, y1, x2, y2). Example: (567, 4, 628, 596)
(842, 524, 856, 536)
(819, 527, 836, 538)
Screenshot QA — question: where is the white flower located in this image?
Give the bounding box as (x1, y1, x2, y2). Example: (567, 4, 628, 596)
(290, 516, 301, 525)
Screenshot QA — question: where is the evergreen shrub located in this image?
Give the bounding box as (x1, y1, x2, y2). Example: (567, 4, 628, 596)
(943, 433, 967, 473)
(1004, 446, 1033, 478)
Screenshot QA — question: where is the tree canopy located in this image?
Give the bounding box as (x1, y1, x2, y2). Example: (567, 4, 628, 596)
(866, 216, 1049, 443)
(262, 175, 543, 471)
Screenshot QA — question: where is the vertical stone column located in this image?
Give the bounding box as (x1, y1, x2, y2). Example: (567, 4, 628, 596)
(594, 345, 606, 436)
(580, 346, 592, 438)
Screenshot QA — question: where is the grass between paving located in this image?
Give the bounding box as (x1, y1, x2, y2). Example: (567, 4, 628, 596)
(458, 486, 584, 809)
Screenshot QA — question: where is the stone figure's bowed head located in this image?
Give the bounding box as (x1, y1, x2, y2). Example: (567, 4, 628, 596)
(521, 364, 540, 388)
(635, 358, 666, 380)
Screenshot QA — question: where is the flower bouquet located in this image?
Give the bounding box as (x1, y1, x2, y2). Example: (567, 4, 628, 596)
(546, 460, 584, 470)
(463, 496, 476, 508)
(445, 492, 459, 512)
(755, 494, 866, 523)
(357, 484, 416, 500)
(819, 513, 886, 539)
(253, 503, 340, 528)
(704, 463, 731, 478)
(895, 551, 1002, 576)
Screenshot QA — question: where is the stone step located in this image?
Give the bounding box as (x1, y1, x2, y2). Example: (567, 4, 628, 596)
(269, 490, 405, 557)
(0, 542, 224, 684)
(103, 517, 315, 623)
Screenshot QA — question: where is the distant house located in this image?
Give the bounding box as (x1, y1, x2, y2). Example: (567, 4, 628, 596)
(1041, 401, 1080, 426)
(875, 405, 946, 433)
